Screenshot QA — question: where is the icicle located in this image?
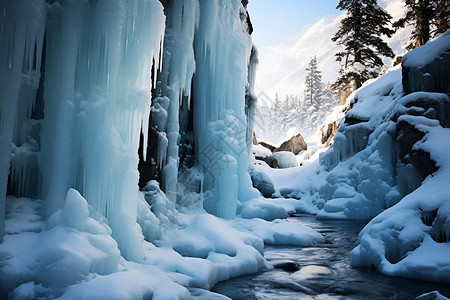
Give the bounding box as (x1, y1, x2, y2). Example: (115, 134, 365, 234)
(0, 0, 46, 241)
(151, 0, 198, 202)
(192, 0, 257, 218)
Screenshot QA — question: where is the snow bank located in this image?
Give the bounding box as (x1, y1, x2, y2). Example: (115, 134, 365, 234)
(0, 191, 325, 298)
(0, 190, 120, 295)
(346, 35, 450, 283)
(229, 217, 325, 246)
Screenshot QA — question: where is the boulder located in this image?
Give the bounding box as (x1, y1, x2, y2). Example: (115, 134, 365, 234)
(274, 134, 307, 155)
(273, 261, 300, 272)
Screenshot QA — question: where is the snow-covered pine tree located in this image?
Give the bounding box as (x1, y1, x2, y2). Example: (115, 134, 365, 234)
(394, 0, 449, 48)
(331, 0, 395, 91)
(304, 56, 323, 106)
(273, 92, 281, 111)
(321, 82, 340, 114)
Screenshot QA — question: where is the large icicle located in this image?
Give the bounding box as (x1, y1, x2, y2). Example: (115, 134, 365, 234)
(0, 0, 46, 242)
(152, 0, 198, 203)
(39, 0, 165, 261)
(193, 0, 258, 218)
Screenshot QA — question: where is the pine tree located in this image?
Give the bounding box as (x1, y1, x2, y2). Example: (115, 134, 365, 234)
(332, 0, 395, 91)
(304, 56, 323, 106)
(394, 0, 449, 48)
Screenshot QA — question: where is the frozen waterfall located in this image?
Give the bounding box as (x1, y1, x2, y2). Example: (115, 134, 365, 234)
(0, 0, 259, 258)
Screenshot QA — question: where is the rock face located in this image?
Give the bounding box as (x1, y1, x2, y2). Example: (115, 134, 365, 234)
(274, 134, 307, 155)
(308, 30, 450, 284)
(402, 31, 450, 94)
(339, 84, 356, 105)
(321, 121, 338, 146)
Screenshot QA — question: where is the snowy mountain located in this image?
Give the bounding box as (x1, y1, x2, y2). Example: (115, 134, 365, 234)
(254, 0, 412, 101)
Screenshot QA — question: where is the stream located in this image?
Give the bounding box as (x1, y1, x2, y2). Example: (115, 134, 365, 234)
(213, 214, 450, 300)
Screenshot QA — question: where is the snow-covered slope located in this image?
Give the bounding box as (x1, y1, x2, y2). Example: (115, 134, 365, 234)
(254, 0, 412, 100)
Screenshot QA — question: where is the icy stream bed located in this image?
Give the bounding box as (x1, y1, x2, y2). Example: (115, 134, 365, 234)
(213, 214, 450, 299)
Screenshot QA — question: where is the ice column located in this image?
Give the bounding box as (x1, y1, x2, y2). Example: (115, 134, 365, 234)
(193, 0, 257, 218)
(245, 46, 259, 160)
(0, 0, 46, 241)
(39, 0, 165, 261)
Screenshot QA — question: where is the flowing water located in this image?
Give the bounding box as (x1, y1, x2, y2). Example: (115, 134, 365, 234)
(213, 214, 450, 300)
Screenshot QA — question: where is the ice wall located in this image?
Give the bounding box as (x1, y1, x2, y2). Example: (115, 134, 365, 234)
(0, 0, 46, 242)
(193, 0, 258, 218)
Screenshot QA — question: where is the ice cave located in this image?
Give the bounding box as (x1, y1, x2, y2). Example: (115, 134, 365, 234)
(0, 0, 449, 299)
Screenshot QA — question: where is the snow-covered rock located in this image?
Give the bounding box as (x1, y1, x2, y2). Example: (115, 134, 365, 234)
(252, 144, 272, 159)
(250, 168, 276, 198)
(268, 151, 298, 169)
(402, 31, 450, 94)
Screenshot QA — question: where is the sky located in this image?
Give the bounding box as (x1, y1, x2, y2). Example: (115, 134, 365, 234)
(247, 0, 341, 47)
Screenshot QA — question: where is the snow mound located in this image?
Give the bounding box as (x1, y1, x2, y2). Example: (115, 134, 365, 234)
(268, 151, 298, 169)
(0, 190, 120, 295)
(252, 144, 272, 159)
